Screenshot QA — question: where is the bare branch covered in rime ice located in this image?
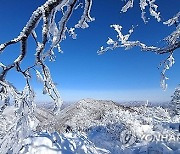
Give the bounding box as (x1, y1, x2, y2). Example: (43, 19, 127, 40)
(98, 1, 180, 90)
(121, 0, 161, 23)
(0, 0, 94, 153)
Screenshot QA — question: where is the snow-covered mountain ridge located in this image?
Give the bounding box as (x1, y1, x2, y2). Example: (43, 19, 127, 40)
(36, 99, 180, 153)
(0, 99, 180, 153)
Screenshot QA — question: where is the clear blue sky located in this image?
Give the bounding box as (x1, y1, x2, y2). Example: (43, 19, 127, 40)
(0, 0, 180, 103)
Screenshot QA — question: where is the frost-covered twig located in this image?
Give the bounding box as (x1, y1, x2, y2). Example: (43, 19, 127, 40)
(98, 10, 180, 90)
(121, 0, 161, 23)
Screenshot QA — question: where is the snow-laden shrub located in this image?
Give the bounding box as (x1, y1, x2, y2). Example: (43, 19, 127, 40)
(20, 131, 110, 154)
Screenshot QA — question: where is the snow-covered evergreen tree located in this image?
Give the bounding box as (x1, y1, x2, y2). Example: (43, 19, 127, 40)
(171, 85, 180, 115)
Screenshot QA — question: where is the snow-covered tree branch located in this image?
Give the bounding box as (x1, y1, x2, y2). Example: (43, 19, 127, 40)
(98, 1, 180, 90)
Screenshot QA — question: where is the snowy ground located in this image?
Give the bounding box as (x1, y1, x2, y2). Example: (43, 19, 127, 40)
(0, 99, 180, 153)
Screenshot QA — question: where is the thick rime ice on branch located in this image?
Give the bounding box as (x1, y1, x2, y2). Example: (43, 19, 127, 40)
(121, 0, 161, 23)
(0, 0, 94, 153)
(163, 12, 180, 26)
(121, 0, 134, 13)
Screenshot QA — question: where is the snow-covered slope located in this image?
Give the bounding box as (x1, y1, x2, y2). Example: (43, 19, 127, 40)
(0, 99, 180, 153)
(37, 98, 180, 153)
(20, 131, 110, 154)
